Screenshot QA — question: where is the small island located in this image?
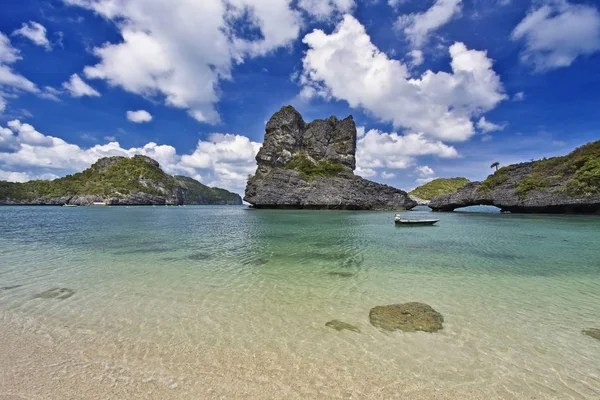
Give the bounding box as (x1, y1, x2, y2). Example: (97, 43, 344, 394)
(429, 140, 600, 213)
(409, 177, 471, 205)
(244, 106, 416, 210)
(0, 155, 242, 206)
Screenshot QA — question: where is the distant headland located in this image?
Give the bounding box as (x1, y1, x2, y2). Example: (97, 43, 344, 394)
(429, 140, 600, 214)
(0, 155, 242, 206)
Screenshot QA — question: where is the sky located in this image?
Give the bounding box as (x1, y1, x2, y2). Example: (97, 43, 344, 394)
(0, 0, 599, 195)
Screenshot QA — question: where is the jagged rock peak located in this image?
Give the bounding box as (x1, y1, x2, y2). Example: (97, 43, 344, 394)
(256, 105, 357, 173)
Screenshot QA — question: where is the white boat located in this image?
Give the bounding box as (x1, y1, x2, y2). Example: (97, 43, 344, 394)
(62, 204, 78, 207)
(394, 214, 439, 226)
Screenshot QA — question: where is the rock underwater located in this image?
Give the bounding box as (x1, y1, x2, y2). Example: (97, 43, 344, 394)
(369, 302, 444, 333)
(244, 106, 416, 210)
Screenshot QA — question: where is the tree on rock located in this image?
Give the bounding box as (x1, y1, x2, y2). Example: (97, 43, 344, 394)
(490, 161, 500, 171)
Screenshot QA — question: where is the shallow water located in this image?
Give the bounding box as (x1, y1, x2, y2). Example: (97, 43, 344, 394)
(1, 206, 599, 399)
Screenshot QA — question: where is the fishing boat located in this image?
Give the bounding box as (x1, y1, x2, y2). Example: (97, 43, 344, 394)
(394, 214, 439, 226)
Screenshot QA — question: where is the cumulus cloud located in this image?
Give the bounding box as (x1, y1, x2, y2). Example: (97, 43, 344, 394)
(415, 165, 436, 185)
(301, 15, 506, 142)
(127, 110, 153, 123)
(12, 21, 52, 50)
(297, 0, 354, 20)
(408, 49, 424, 67)
(64, 0, 317, 123)
(0, 33, 39, 112)
(381, 171, 395, 179)
(62, 73, 100, 97)
(0, 119, 261, 194)
(512, 0, 600, 71)
(356, 129, 458, 173)
(396, 0, 463, 48)
(513, 91, 525, 101)
(476, 116, 505, 133)
(181, 133, 262, 190)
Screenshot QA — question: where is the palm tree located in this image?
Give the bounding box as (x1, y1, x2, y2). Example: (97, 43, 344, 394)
(490, 162, 500, 172)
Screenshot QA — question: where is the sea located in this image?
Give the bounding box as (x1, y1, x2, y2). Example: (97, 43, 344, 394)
(0, 205, 599, 399)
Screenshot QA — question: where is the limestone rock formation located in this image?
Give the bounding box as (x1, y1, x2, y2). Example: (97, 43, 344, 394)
(429, 141, 600, 213)
(369, 302, 444, 333)
(244, 106, 416, 210)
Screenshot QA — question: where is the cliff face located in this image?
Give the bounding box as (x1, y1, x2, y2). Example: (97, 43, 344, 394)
(244, 106, 416, 210)
(0, 155, 241, 206)
(429, 141, 600, 213)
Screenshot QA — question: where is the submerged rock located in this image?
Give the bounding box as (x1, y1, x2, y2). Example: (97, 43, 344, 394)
(188, 252, 213, 260)
(369, 302, 444, 333)
(1, 285, 22, 290)
(35, 288, 75, 300)
(583, 328, 600, 341)
(244, 106, 416, 210)
(327, 271, 356, 278)
(326, 320, 361, 333)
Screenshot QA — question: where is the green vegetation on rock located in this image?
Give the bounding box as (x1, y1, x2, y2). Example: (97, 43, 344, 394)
(515, 141, 600, 197)
(477, 166, 512, 194)
(0, 155, 175, 200)
(284, 153, 348, 181)
(174, 176, 241, 204)
(409, 177, 470, 200)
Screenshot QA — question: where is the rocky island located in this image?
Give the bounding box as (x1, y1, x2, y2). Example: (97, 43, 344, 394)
(429, 140, 600, 213)
(0, 155, 242, 206)
(409, 177, 471, 205)
(244, 106, 416, 210)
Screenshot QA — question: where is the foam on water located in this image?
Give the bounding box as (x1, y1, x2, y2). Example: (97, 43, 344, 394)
(0, 206, 599, 399)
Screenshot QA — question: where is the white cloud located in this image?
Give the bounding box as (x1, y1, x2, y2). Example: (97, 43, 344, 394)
(408, 49, 424, 66)
(356, 166, 376, 178)
(381, 171, 395, 179)
(356, 129, 458, 172)
(415, 165, 436, 185)
(62, 73, 100, 97)
(12, 21, 51, 50)
(65, 0, 308, 123)
(388, 0, 408, 8)
(127, 110, 153, 123)
(0, 33, 21, 64)
(512, 0, 600, 71)
(0, 170, 58, 182)
(476, 116, 505, 133)
(396, 0, 463, 48)
(513, 91, 525, 101)
(0, 33, 39, 112)
(0, 120, 261, 194)
(181, 133, 262, 190)
(297, 0, 354, 20)
(416, 165, 434, 176)
(301, 15, 506, 142)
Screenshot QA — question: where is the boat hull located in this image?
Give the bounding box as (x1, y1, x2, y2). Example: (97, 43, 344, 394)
(394, 219, 439, 226)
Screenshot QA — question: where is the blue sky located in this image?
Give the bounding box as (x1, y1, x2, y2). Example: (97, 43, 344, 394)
(0, 0, 599, 194)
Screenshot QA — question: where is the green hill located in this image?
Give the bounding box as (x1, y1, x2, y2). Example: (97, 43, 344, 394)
(478, 140, 600, 197)
(174, 175, 242, 205)
(0, 155, 241, 205)
(410, 177, 471, 200)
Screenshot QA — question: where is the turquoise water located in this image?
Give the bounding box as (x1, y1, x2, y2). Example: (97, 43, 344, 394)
(1, 206, 599, 399)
